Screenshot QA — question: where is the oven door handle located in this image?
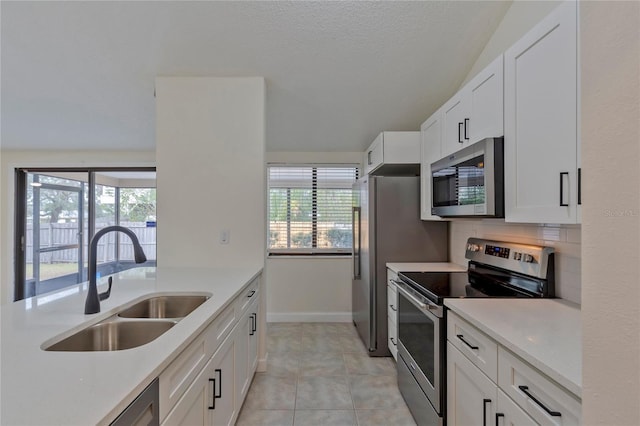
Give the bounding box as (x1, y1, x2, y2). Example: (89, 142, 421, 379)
(396, 282, 443, 318)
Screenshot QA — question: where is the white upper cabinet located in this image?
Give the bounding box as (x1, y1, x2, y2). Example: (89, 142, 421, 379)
(441, 55, 504, 157)
(363, 131, 421, 175)
(420, 109, 446, 221)
(504, 1, 580, 223)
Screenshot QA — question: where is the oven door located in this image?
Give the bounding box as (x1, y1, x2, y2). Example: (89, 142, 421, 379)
(396, 282, 443, 415)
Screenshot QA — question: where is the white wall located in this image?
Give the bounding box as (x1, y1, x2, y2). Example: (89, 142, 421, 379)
(461, 0, 561, 86)
(265, 151, 361, 322)
(267, 257, 352, 322)
(155, 77, 265, 269)
(0, 149, 155, 304)
(581, 2, 640, 424)
(449, 220, 581, 304)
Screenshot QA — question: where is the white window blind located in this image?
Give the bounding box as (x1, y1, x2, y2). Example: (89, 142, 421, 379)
(268, 165, 359, 254)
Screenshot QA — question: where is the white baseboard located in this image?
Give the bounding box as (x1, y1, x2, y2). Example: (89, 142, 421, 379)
(267, 312, 352, 323)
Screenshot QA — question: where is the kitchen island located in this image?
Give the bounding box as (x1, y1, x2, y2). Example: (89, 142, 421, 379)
(0, 265, 263, 425)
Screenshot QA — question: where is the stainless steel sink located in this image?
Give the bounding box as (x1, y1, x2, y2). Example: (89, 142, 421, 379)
(118, 295, 210, 319)
(44, 320, 176, 352)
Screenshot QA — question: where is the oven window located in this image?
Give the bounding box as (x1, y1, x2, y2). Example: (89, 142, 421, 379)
(398, 293, 436, 385)
(432, 154, 485, 207)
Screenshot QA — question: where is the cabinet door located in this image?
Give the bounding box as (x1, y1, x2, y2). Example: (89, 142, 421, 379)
(420, 110, 445, 221)
(496, 389, 538, 426)
(441, 92, 469, 157)
(504, 1, 578, 223)
(162, 358, 213, 426)
(235, 313, 250, 403)
(248, 300, 259, 375)
(447, 343, 497, 426)
(468, 55, 503, 143)
(210, 333, 236, 426)
(364, 133, 384, 175)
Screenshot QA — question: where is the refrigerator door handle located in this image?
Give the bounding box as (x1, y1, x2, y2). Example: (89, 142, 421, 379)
(352, 207, 361, 279)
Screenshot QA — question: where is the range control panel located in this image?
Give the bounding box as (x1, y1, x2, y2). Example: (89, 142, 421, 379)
(465, 238, 554, 279)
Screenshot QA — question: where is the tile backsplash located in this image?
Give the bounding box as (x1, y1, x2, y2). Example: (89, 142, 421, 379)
(449, 220, 581, 305)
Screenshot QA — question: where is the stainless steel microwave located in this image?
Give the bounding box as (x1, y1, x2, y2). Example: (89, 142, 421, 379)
(430, 137, 504, 217)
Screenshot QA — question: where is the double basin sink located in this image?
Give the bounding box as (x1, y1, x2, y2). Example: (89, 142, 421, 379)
(43, 294, 211, 352)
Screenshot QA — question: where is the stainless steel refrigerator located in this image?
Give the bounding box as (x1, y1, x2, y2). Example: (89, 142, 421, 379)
(352, 175, 448, 356)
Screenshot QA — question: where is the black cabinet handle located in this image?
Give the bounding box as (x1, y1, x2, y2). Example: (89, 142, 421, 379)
(457, 334, 479, 350)
(367, 151, 372, 165)
(214, 369, 222, 399)
(208, 378, 216, 409)
(249, 315, 255, 336)
(390, 337, 397, 347)
(464, 118, 469, 140)
(389, 304, 397, 312)
(559, 172, 569, 206)
(250, 313, 257, 334)
(458, 122, 464, 143)
(577, 168, 582, 205)
(518, 385, 561, 417)
(495, 413, 504, 426)
(483, 399, 491, 426)
(247, 290, 256, 298)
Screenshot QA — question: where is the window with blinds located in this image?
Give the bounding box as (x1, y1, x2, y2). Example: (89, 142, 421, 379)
(268, 165, 359, 254)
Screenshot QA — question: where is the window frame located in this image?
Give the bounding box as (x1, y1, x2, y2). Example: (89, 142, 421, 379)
(267, 163, 359, 256)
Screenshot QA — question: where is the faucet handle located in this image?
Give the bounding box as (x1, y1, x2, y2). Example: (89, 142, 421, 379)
(99, 276, 113, 301)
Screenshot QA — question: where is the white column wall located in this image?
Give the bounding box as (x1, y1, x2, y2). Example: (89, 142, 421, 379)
(155, 77, 265, 269)
(581, 2, 640, 424)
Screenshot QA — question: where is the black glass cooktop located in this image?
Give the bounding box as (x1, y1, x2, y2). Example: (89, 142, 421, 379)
(398, 272, 479, 304)
(397, 270, 534, 305)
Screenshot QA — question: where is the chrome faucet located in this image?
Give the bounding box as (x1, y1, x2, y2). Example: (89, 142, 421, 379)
(84, 225, 147, 314)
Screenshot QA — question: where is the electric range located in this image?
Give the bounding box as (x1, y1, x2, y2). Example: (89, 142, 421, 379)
(395, 238, 555, 426)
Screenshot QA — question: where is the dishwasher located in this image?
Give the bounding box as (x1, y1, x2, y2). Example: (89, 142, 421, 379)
(110, 378, 159, 426)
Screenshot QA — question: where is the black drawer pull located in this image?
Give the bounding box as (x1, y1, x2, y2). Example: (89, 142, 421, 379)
(457, 334, 479, 350)
(390, 337, 397, 347)
(518, 385, 561, 417)
(247, 290, 256, 298)
(483, 399, 491, 426)
(208, 378, 216, 409)
(389, 304, 397, 312)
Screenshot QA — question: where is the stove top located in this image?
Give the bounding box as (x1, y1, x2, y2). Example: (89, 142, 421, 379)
(398, 238, 556, 305)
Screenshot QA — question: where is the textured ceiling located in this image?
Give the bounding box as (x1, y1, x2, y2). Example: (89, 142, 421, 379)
(1, 1, 511, 152)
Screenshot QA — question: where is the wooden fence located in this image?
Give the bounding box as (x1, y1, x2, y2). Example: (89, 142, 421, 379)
(25, 222, 156, 263)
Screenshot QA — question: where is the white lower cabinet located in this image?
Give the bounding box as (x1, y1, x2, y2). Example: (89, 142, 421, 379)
(161, 276, 261, 426)
(447, 343, 497, 426)
(447, 312, 581, 426)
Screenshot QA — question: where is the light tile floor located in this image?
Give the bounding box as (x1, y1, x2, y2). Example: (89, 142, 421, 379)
(236, 323, 417, 426)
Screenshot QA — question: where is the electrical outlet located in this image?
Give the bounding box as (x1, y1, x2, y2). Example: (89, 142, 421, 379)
(220, 230, 230, 244)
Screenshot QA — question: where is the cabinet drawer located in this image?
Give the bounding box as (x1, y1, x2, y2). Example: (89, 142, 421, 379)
(387, 315, 398, 361)
(498, 347, 581, 425)
(447, 312, 498, 382)
(237, 277, 260, 314)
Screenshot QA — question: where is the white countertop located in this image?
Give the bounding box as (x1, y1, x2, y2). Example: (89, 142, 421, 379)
(0, 265, 262, 426)
(386, 262, 468, 273)
(444, 298, 582, 397)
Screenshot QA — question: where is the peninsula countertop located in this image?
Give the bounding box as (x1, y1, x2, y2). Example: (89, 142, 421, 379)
(0, 265, 262, 426)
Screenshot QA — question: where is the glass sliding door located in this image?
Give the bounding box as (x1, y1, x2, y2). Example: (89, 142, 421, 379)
(23, 172, 87, 298)
(14, 167, 156, 302)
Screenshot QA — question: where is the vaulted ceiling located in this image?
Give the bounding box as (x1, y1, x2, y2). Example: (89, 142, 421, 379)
(1, 1, 511, 152)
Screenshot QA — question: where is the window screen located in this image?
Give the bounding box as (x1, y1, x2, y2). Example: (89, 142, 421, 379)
(268, 165, 358, 254)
